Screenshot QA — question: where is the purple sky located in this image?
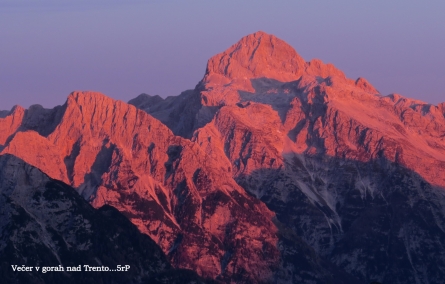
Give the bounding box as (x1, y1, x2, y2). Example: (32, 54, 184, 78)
(1, 1, 444, 110)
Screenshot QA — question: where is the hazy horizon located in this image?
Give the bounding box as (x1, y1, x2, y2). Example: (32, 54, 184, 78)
(1, 0, 444, 110)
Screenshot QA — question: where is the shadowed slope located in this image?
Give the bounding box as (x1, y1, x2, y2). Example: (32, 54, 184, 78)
(0, 154, 211, 284)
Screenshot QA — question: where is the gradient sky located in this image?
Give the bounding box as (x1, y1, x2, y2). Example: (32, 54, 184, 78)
(1, 0, 444, 110)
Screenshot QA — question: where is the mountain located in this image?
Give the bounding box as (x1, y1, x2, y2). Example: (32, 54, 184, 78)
(0, 91, 355, 283)
(130, 31, 445, 283)
(0, 154, 212, 284)
(1, 31, 445, 283)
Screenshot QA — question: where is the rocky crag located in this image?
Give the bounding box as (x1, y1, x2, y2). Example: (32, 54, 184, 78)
(2, 31, 445, 283)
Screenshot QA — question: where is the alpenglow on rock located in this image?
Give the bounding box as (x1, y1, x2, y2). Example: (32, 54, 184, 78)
(2, 31, 445, 283)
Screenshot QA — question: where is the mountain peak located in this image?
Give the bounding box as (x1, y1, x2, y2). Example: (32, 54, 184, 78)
(203, 31, 306, 88)
(202, 32, 353, 93)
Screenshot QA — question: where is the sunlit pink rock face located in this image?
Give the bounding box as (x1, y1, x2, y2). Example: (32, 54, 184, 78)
(0, 91, 287, 282)
(204, 31, 306, 93)
(0, 106, 25, 146)
(192, 31, 445, 189)
(3, 31, 445, 283)
(129, 32, 445, 283)
(200, 31, 351, 107)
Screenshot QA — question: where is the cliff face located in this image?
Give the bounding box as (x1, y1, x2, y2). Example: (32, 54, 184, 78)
(3, 31, 445, 283)
(190, 32, 445, 189)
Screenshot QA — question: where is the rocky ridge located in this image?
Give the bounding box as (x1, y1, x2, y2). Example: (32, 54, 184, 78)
(0, 91, 353, 283)
(2, 31, 445, 283)
(130, 31, 445, 283)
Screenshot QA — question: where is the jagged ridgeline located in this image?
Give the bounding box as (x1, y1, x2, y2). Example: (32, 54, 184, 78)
(2, 31, 445, 283)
